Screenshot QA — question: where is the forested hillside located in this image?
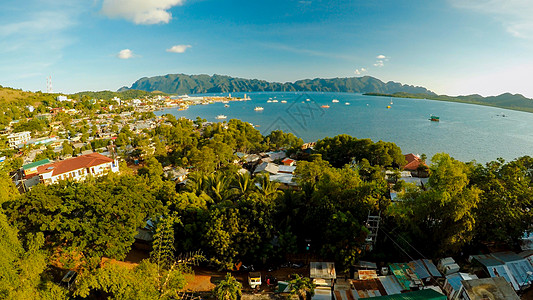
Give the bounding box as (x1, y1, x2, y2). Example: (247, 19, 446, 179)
(120, 74, 436, 95)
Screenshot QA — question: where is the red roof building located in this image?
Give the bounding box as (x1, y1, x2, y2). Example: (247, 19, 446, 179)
(402, 154, 427, 171)
(37, 152, 119, 185)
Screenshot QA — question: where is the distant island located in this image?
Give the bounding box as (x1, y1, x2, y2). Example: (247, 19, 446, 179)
(119, 74, 436, 95)
(364, 92, 533, 114)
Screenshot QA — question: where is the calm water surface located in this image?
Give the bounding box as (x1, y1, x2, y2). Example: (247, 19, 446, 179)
(155, 92, 533, 163)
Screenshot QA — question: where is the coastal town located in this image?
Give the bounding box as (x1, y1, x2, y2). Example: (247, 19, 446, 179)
(0, 91, 532, 300)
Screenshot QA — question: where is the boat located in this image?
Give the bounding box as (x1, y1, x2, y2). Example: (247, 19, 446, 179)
(429, 115, 440, 121)
(281, 100, 287, 103)
(387, 105, 391, 109)
(272, 100, 278, 103)
(254, 107, 264, 111)
(332, 99, 339, 103)
(390, 97, 394, 105)
(267, 100, 272, 103)
(224, 104, 230, 107)
(216, 115, 227, 119)
(321, 105, 330, 108)
(222, 100, 229, 104)
(306, 99, 310, 102)
(345, 102, 350, 105)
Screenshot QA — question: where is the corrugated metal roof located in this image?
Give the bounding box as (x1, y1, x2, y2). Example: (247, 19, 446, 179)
(421, 259, 441, 278)
(461, 277, 520, 300)
(310, 262, 336, 280)
(22, 159, 51, 170)
(378, 276, 403, 296)
(491, 251, 533, 288)
(408, 260, 430, 279)
(370, 289, 446, 300)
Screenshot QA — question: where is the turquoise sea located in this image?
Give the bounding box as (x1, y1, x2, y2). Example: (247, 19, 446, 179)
(155, 92, 533, 163)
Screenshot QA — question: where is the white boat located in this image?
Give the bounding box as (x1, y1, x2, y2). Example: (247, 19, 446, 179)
(272, 100, 278, 103)
(216, 115, 227, 119)
(332, 99, 339, 103)
(224, 104, 230, 107)
(222, 100, 229, 104)
(345, 102, 350, 105)
(254, 107, 264, 111)
(281, 100, 287, 103)
(267, 100, 272, 103)
(306, 99, 310, 101)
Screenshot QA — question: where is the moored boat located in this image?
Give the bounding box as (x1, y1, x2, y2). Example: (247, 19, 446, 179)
(254, 106, 264, 111)
(321, 105, 330, 108)
(216, 115, 227, 119)
(429, 115, 440, 121)
(332, 99, 339, 103)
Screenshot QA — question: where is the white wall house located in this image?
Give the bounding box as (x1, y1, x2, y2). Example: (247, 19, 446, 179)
(7, 131, 31, 148)
(37, 152, 119, 185)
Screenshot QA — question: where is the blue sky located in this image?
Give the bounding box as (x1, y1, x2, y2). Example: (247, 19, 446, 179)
(2, 0, 533, 97)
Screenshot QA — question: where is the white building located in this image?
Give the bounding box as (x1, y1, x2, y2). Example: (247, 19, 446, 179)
(7, 131, 31, 148)
(36, 152, 119, 185)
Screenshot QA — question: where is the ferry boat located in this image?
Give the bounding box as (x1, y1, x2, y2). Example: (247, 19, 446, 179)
(429, 115, 440, 122)
(216, 115, 227, 119)
(321, 105, 330, 108)
(332, 99, 339, 103)
(254, 107, 264, 111)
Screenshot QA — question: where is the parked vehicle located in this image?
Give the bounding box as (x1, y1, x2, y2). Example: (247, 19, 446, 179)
(248, 272, 262, 289)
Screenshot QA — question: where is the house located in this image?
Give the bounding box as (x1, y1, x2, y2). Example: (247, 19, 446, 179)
(7, 131, 31, 148)
(254, 162, 279, 175)
(36, 153, 119, 185)
(282, 157, 296, 166)
(459, 277, 520, 300)
(443, 272, 478, 299)
(278, 165, 296, 174)
(22, 159, 51, 177)
(468, 254, 519, 290)
(402, 154, 427, 171)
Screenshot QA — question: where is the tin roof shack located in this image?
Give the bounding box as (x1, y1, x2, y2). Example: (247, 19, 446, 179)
(351, 277, 387, 298)
(370, 289, 446, 300)
(310, 262, 336, 300)
(469, 254, 519, 290)
(332, 279, 357, 300)
(490, 251, 533, 289)
(443, 272, 478, 300)
(437, 257, 460, 276)
(389, 263, 423, 292)
(459, 277, 520, 300)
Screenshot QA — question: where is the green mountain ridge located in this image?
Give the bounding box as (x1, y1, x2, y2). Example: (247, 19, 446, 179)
(366, 91, 533, 113)
(119, 74, 437, 95)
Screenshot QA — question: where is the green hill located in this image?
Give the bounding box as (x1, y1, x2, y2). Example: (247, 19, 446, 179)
(365, 92, 533, 113)
(121, 74, 436, 95)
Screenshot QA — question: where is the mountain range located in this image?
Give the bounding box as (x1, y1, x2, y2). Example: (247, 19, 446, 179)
(118, 74, 436, 95)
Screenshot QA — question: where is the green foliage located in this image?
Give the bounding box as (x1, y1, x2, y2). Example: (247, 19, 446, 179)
(390, 153, 481, 256)
(314, 134, 406, 168)
(213, 273, 242, 300)
(5, 175, 163, 266)
(264, 130, 303, 150)
(75, 260, 188, 299)
(126, 74, 434, 95)
(151, 215, 178, 271)
(289, 274, 315, 300)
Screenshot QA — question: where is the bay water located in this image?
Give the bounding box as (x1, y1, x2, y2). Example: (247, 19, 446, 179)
(155, 92, 533, 163)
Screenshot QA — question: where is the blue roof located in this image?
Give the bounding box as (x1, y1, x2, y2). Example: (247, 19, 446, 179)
(422, 259, 442, 277)
(409, 260, 430, 279)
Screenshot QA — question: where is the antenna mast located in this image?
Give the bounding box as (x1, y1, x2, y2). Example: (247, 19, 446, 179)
(46, 75, 53, 93)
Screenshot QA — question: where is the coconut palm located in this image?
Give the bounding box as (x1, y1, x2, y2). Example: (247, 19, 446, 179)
(214, 273, 242, 300)
(289, 274, 315, 300)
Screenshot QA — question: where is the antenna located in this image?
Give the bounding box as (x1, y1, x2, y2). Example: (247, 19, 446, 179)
(46, 75, 53, 93)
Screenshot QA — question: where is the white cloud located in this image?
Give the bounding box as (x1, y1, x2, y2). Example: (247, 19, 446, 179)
(166, 44, 191, 53)
(450, 0, 533, 38)
(101, 0, 185, 25)
(374, 60, 384, 67)
(354, 68, 367, 75)
(376, 54, 387, 59)
(117, 49, 134, 59)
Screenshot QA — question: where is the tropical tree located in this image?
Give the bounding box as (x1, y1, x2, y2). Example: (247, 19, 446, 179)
(213, 273, 242, 300)
(289, 274, 315, 300)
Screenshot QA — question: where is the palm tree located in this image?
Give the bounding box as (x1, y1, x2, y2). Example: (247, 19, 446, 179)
(214, 273, 242, 300)
(233, 173, 255, 196)
(256, 173, 281, 199)
(289, 274, 315, 300)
